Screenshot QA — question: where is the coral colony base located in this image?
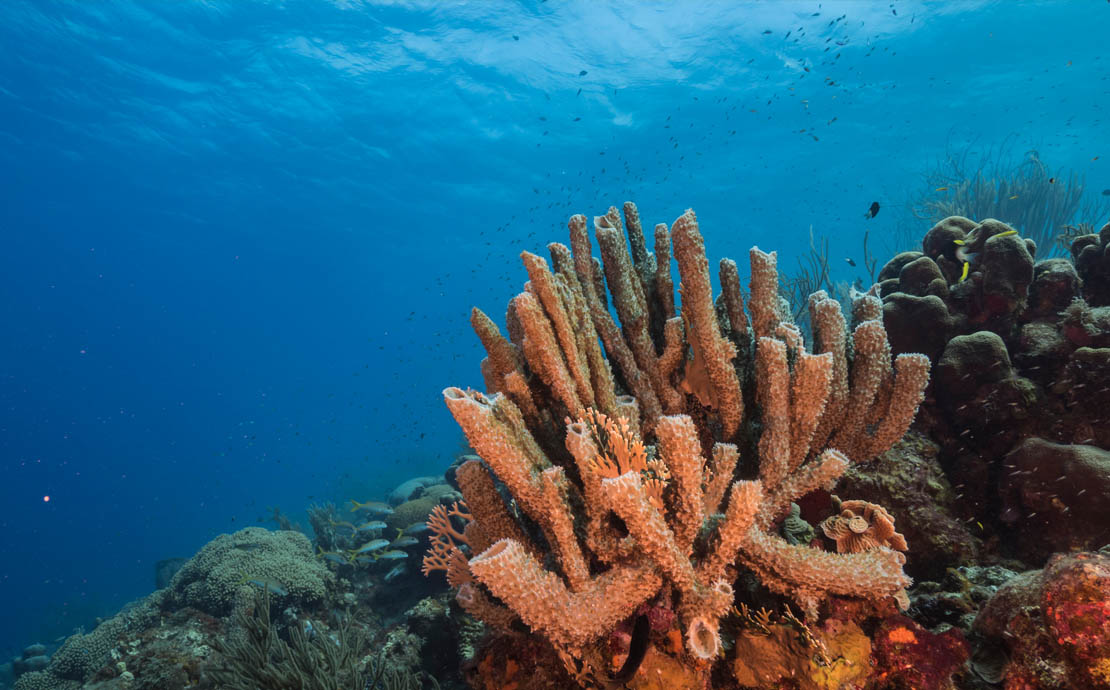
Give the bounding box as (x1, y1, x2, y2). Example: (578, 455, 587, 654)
(8, 203, 1110, 690)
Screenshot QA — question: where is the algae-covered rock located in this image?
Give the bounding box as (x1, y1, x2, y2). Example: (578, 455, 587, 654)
(731, 619, 871, 690)
(165, 526, 333, 616)
(974, 550, 1110, 690)
(870, 615, 970, 690)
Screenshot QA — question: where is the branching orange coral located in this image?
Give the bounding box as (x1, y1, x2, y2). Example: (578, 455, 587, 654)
(581, 408, 669, 511)
(421, 501, 474, 587)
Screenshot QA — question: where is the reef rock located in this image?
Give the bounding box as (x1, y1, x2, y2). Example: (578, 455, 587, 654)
(998, 438, 1110, 562)
(974, 550, 1110, 689)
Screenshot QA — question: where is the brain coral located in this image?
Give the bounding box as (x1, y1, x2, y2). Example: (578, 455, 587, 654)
(166, 526, 333, 616)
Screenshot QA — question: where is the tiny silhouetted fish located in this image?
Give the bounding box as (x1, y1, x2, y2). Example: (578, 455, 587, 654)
(512, 35, 519, 41)
(579, 70, 587, 76)
(845, 258, 856, 267)
(1102, 189, 1110, 196)
(864, 201, 880, 219)
(762, 29, 772, 34)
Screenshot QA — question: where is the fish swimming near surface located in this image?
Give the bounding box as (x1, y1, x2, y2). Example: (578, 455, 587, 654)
(864, 201, 880, 219)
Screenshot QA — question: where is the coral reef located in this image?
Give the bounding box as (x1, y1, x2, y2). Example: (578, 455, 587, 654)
(973, 549, 1110, 689)
(13, 593, 164, 690)
(425, 203, 931, 685)
(878, 215, 1110, 565)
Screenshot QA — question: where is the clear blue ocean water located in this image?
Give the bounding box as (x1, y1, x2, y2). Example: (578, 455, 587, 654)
(0, 0, 1106, 661)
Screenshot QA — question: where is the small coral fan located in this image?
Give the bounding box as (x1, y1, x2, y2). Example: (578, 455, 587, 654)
(820, 499, 909, 554)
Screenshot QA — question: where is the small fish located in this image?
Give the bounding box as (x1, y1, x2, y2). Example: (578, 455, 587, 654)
(762, 29, 772, 34)
(845, 257, 856, 267)
(1009, 195, 1019, 199)
(384, 563, 407, 582)
(512, 35, 519, 41)
(246, 579, 288, 597)
(352, 539, 390, 554)
(403, 522, 430, 536)
(864, 201, 880, 219)
(349, 499, 393, 515)
(356, 520, 387, 532)
(376, 550, 408, 560)
(960, 262, 970, 282)
(578, 70, 587, 76)
(994, 230, 1018, 239)
(317, 550, 350, 565)
(1102, 189, 1110, 196)
(935, 186, 948, 192)
(391, 536, 420, 548)
(329, 519, 357, 531)
(1048, 177, 1056, 184)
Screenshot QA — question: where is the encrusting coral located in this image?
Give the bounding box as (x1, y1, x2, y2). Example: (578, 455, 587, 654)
(424, 203, 931, 677)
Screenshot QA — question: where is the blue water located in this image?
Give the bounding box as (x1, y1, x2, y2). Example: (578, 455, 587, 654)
(0, 0, 1106, 660)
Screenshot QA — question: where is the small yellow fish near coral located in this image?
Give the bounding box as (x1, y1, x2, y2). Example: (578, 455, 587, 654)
(956, 229, 1018, 282)
(935, 186, 948, 192)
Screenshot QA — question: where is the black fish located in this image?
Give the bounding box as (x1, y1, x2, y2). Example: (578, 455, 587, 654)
(606, 615, 650, 686)
(579, 70, 588, 76)
(864, 201, 880, 219)
(845, 257, 857, 267)
(762, 29, 772, 34)
(1102, 189, 1110, 196)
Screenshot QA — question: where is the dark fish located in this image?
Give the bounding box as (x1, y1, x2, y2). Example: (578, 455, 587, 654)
(1048, 177, 1056, 184)
(512, 35, 519, 41)
(578, 70, 587, 76)
(1101, 189, 1110, 196)
(864, 201, 880, 219)
(606, 615, 650, 686)
(762, 29, 772, 34)
(845, 257, 857, 267)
